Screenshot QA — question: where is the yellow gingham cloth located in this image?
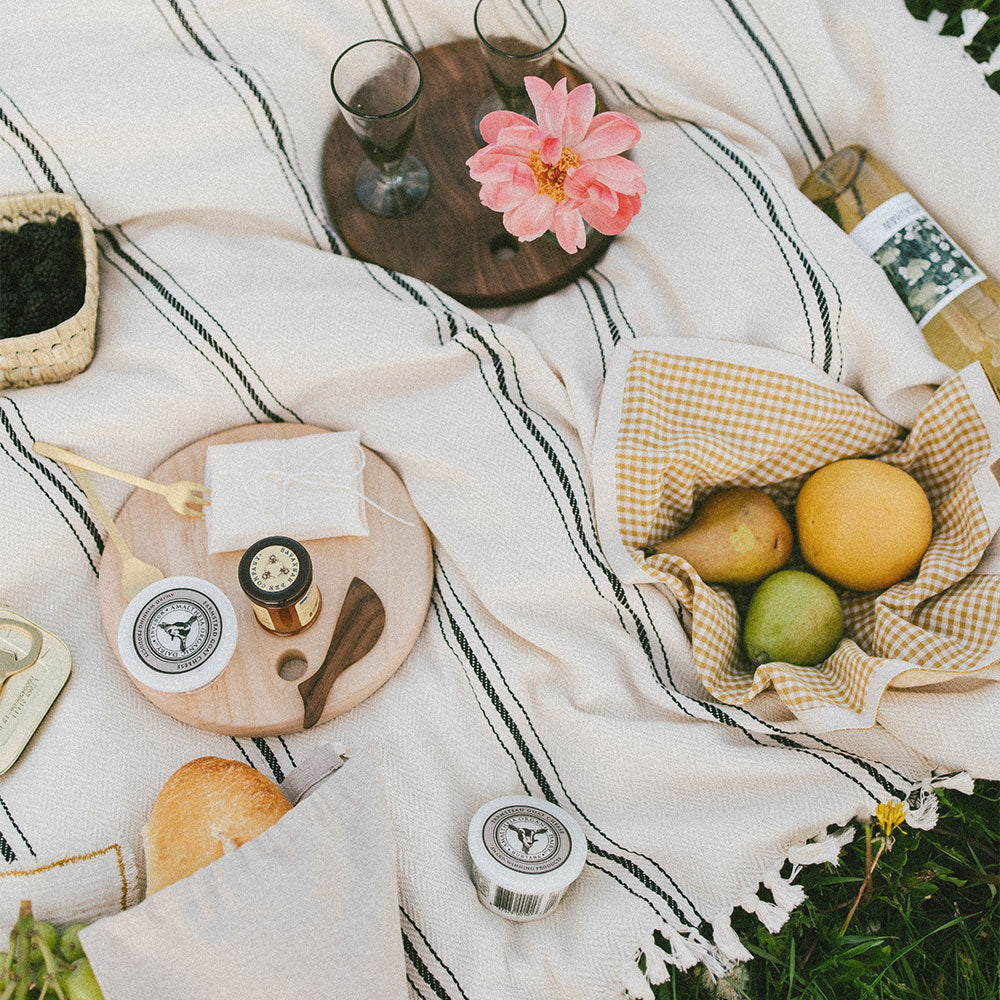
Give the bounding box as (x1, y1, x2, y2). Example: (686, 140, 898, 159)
(599, 341, 1000, 730)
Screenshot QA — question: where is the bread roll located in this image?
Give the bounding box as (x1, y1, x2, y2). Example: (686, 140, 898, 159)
(143, 756, 292, 894)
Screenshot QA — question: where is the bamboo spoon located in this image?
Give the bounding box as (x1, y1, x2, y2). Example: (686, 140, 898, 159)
(69, 466, 165, 601)
(33, 441, 210, 518)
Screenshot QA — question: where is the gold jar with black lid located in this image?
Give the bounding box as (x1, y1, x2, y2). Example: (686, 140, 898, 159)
(237, 536, 322, 635)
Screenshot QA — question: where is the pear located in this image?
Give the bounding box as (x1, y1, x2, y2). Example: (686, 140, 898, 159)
(742, 569, 844, 667)
(642, 487, 792, 586)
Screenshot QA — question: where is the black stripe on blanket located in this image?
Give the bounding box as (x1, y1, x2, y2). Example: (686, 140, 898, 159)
(466, 303, 912, 810)
(100, 228, 293, 424)
(420, 318, 716, 924)
(432, 556, 707, 934)
(575, 279, 611, 379)
(158, 0, 343, 255)
(452, 320, 914, 810)
(401, 908, 469, 1000)
(402, 931, 455, 1000)
(225, 737, 288, 785)
(592, 267, 638, 340)
(163, 0, 431, 314)
(479, 317, 910, 792)
(717, 0, 833, 165)
(677, 122, 840, 375)
(0, 794, 35, 860)
(0, 400, 103, 570)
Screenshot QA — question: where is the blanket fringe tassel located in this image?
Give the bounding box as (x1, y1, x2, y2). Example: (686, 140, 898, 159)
(907, 770, 975, 829)
(622, 824, 858, 998)
(623, 771, 976, 997)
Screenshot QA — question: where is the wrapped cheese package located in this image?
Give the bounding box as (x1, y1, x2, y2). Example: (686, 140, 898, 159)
(204, 431, 370, 554)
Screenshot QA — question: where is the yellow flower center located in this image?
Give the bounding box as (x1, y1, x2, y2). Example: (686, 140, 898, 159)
(528, 147, 580, 202)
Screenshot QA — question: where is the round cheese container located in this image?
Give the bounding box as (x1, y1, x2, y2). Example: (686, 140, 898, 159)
(467, 794, 587, 922)
(117, 576, 238, 694)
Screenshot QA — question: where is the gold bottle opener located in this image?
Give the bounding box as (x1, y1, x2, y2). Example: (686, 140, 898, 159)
(0, 610, 72, 774)
(0, 616, 44, 694)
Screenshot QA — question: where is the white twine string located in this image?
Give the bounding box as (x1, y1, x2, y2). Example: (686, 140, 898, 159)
(244, 441, 416, 530)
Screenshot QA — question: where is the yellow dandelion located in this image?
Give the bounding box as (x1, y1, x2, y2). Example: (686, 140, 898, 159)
(875, 799, 908, 839)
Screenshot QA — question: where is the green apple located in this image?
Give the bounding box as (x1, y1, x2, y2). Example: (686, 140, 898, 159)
(742, 569, 844, 667)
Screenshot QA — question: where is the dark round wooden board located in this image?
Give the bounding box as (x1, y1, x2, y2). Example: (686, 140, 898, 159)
(322, 38, 613, 308)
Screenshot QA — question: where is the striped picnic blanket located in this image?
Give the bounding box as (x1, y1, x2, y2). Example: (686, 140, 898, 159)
(1, 1, 997, 998)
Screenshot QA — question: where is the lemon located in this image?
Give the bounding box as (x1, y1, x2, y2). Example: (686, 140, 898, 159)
(795, 458, 932, 592)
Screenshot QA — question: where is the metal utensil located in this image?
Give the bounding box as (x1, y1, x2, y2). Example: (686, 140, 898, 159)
(298, 577, 386, 729)
(34, 441, 210, 518)
(0, 616, 44, 698)
(69, 466, 165, 601)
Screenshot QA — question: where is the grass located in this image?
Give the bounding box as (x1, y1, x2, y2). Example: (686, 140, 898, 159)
(655, 781, 1000, 999)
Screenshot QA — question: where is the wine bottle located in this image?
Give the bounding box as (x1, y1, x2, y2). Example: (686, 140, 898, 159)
(800, 145, 1000, 391)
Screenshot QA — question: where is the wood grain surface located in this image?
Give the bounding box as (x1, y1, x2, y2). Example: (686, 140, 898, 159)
(96, 423, 433, 735)
(322, 38, 613, 307)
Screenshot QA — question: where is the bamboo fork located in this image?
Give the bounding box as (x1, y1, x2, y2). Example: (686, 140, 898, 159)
(33, 441, 210, 517)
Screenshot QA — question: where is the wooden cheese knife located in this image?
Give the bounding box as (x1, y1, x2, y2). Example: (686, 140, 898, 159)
(298, 577, 386, 729)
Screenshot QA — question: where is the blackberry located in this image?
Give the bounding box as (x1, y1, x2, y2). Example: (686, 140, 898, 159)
(19, 290, 51, 337)
(0, 301, 20, 340)
(18, 221, 61, 263)
(30, 253, 63, 291)
(0, 214, 86, 339)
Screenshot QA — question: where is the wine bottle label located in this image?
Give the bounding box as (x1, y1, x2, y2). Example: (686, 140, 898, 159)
(849, 193, 985, 328)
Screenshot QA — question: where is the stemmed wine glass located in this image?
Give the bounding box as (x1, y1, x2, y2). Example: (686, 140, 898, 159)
(331, 39, 430, 217)
(473, 0, 567, 133)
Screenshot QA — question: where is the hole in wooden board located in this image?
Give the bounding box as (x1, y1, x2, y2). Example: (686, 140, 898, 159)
(489, 232, 519, 260)
(277, 651, 308, 681)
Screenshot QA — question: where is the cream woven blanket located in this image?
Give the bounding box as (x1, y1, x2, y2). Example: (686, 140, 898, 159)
(1, 1, 998, 998)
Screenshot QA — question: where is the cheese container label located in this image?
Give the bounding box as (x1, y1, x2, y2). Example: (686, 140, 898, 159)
(118, 577, 238, 694)
(467, 795, 587, 922)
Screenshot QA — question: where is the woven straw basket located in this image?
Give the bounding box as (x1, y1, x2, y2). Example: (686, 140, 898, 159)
(0, 191, 99, 389)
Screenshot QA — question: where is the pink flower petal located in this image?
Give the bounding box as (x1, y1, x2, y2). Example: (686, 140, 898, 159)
(479, 163, 537, 211)
(562, 82, 595, 146)
(580, 190, 641, 235)
(466, 144, 534, 181)
(552, 205, 587, 253)
(582, 155, 646, 195)
(539, 135, 563, 163)
(575, 112, 641, 160)
(466, 150, 519, 184)
(479, 109, 537, 145)
(539, 77, 569, 137)
(524, 76, 553, 122)
(496, 123, 543, 151)
(563, 169, 619, 211)
(504, 193, 556, 241)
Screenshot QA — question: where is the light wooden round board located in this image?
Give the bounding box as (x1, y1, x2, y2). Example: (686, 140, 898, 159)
(96, 423, 433, 735)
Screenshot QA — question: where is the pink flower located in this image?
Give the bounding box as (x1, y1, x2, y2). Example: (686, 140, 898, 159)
(466, 77, 645, 254)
